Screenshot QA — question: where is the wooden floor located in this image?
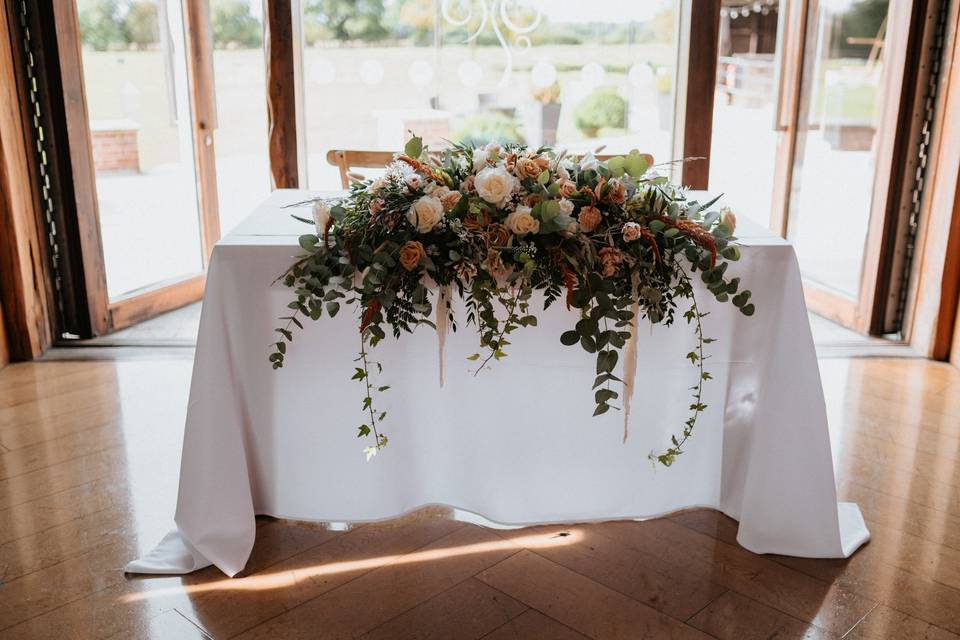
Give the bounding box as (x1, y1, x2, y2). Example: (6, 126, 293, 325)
(1, 356, 959, 639)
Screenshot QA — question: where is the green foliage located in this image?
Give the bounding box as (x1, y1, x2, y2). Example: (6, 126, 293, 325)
(573, 89, 627, 137)
(124, 2, 158, 48)
(211, 0, 262, 48)
(78, 0, 126, 51)
(452, 113, 523, 148)
(271, 141, 755, 465)
(302, 0, 389, 43)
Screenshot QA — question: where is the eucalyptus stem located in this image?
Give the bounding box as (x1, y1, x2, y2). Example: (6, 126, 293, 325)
(473, 282, 524, 376)
(650, 259, 709, 466)
(358, 330, 382, 448)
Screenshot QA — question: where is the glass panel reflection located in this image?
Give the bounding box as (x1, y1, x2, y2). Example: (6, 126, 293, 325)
(77, 0, 205, 299)
(301, 0, 678, 189)
(788, 0, 889, 298)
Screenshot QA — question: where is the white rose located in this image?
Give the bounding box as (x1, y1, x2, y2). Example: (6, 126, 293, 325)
(484, 141, 502, 154)
(579, 152, 600, 173)
(366, 176, 387, 194)
(312, 201, 331, 235)
(474, 166, 518, 207)
(558, 198, 574, 215)
(472, 148, 489, 173)
(504, 205, 540, 236)
(406, 195, 445, 233)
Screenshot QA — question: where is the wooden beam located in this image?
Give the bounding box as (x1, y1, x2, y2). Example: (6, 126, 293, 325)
(0, 0, 53, 360)
(48, 0, 110, 336)
(108, 275, 205, 331)
(184, 0, 221, 263)
(264, 0, 299, 189)
(680, 0, 720, 190)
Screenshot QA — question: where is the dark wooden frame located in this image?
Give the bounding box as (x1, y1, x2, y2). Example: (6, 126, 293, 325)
(265, 0, 299, 189)
(46, 0, 221, 335)
(0, 0, 53, 359)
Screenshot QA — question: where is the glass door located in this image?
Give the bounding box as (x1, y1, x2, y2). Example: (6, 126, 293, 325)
(708, 0, 915, 334)
(65, 0, 221, 332)
(77, 0, 205, 299)
(785, 0, 891, 325)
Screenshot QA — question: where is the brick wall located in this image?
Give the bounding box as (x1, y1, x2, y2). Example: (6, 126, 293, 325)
(91, 124, 140, 173)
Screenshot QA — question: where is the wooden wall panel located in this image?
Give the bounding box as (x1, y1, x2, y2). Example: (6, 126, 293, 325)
(0, 0, 52, 360)
(264, 0, 299, 189)
(905, 0, 960, 360)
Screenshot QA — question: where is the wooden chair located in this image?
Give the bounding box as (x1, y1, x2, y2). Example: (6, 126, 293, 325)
(326, 149, 655, 189)
(326, 150, 395, 189)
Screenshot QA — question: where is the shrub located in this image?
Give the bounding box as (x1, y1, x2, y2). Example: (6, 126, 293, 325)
(573, 89, 626, 138)
(453, 112, 523, 147)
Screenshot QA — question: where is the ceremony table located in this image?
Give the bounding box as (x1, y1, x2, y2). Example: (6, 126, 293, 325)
(128, 189, 870, 577)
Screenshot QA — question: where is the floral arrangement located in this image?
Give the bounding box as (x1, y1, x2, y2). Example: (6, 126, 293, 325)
(271, 136, 753, 466)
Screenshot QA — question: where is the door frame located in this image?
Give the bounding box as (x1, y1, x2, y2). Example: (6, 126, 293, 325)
(766, 0, 932, 333)
(48, 0, 220, 335)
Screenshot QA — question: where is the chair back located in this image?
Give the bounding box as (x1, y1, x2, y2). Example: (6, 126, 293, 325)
(326, 150, 395, 189)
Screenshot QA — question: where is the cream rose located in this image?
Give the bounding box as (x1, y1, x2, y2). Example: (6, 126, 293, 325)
(558, 198, 574, 215)
(472, 148, 490, 173)
(406, 195, 444, 233)
(504, 205, 540, 236)
(312, 201, 331, 236)
(475, 166, 518, 207)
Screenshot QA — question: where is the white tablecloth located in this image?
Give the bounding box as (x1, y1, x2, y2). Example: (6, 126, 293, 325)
(128, 189, 869, 577)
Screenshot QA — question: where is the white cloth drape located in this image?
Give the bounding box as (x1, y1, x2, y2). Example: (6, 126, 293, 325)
(127, 190, 869, 577)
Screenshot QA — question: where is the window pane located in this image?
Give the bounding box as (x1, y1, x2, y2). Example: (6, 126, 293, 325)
(210, 0, 271, 235)
(788, 0, 889, 298)
(78, 0, 204, 299)
(708, 1, 782, 229)
(300, 0, 678, 189)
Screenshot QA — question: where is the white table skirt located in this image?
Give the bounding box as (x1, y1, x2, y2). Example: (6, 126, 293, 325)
(128, 190, 869, 577)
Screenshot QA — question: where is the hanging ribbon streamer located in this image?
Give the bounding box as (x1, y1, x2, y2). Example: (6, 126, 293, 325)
(436, 285, 450, 387)
(621, 273, 640, 442)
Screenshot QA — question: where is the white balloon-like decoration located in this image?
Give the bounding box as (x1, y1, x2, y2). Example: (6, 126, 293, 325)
(458, 60, 483, 87)
(359, 60, 384, 85)
(580, 62, 606, 88)
(531, 59, 557, 88)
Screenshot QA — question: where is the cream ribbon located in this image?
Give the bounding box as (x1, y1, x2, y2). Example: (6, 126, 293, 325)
(436, 285, 450, 387)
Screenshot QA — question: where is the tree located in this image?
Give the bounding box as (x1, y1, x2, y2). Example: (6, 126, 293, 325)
(124, 1, 159, 49)
(211, 0, 262, 48)
(78, 0, 126, 51)
(303, 0, 389, 42)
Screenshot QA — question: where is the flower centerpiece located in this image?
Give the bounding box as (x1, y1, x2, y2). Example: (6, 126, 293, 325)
(271, 136, 753, 465)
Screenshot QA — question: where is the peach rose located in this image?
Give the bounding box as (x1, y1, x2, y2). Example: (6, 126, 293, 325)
(578, 205, 602, 233)
(504, 206, 540, 236)
(558, 179, 577, 198)
(720, 206, 737, 233)
(622, 221, 642, 242)
(399, 240, 425, 271)
(606, 179, 626, 204)
(515, 157, 542, 179)
(598, 246, 623, 277)
(440, 190, 462, 212)
(486, 223, 511, 248)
